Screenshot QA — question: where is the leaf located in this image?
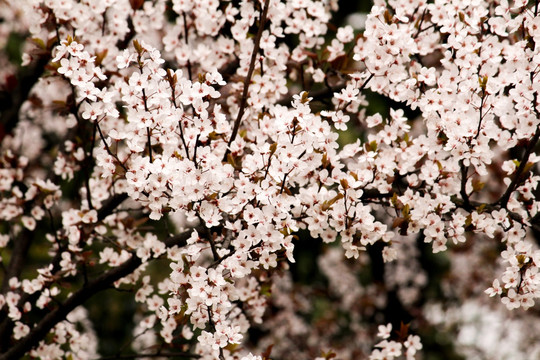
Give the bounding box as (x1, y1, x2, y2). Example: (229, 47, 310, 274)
(523, 161, 535, 175)
(399, 221, 409, 236)
(392, 217, 405, 228)
(301, 91, 310, 103)
(391, 192, 403, 210)
(227, 153, 237, 168)
(403, 132, 410, 143)
(321, 152, 329, 167)
(330, 54, 348, 71)
(31, 37, 46, 50)
(260, 283, 272, 297)
(320, 350, 337, 359)
(269, 142, 277, 156)
(472, 179, 485, 192)
(262, 345, 274, 360)
(402, 204, 410, 218)
(129, 0, 145, 10)
(321, 193, 344, 211)
(133, 39, 143, 54)
(366, 140, 378, 152)
(465, 214, 472, 228)
(95, 49, 108, 66)
(395, 322, 410, 341)
(384, 9, 393, 24)
(46, 37, 57, 50)
(478, 75, 488, 90)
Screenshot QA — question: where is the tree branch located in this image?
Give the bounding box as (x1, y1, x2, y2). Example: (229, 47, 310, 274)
(224, 0, 271, 161)
(0, 255, 143, 360)
(98, 193, 130, 221)
(0, 226, 197, 360)
(497, 125, 540, 208)
(0, 53, 51, 140)
(96, 352, 200, 359)
(0, 229, 32, 293)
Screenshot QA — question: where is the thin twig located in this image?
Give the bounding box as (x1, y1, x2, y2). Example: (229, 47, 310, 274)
(84, 121, 98, 209)
(146, 126, 153, 163)
(413, 8, 428, 39)
(96, 351, 200, 359)
(182, 12, 193, 81)
(224, 0, 271, 161)
(497, 124, 540, 208)
(96, 121, 128, 172)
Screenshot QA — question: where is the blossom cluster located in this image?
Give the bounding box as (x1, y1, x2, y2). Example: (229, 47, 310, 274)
(370, 323, 422, 360)
(0, 0, 539, 359)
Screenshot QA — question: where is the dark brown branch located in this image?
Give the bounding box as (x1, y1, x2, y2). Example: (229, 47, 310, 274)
(96, 121, 128, 172)
(164, 225, 204, 248)
(178, 120, 190, 159)
(497, 125, 540, 208)
(224, 0, 271, 161)
(146, 126, 153, 163)
(0, 229, 33, 352)
(182, 12, 193, 81)
(497, 54, 540, 208)
(208, 232, 221, 262)
(0, 254, 143, 360)
(0, 229, 32, 294)
(0, 227, 197, 360)
(141, 87, 153, 163)
(279, 85, 332, 106)
(459, 161, 471, 210)
(84, 121, 98, 210)
(98, 193, 129, 221)
(413, 8, 428, 39)
(276, 72, 372, 107)
(96, 352, 200, 359)
(116, 16, 136, 50)
(0, 53, 51, 140)
(0, 191, 132, 349)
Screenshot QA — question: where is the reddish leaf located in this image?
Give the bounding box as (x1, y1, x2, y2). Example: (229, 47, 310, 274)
(129, 0, 144, 10)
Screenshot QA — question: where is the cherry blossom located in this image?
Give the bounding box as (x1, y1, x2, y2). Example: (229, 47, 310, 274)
(1, 0, 540, 359)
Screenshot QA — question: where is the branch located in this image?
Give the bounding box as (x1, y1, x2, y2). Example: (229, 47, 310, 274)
(0, 229, 32, 293)
(115, 15, 135, 50)
(96, 352, 200, 359)
(182, 12, 193, 81)
(0, 229, 33, 352)
(277, 82, 345, 106)
(224, 0, 271, 161)
(0, 191, 129, 351)
(98, 193, 129, 221)
(275, 72, 371, 107)
(83, 122, 98, 210)
(0, 256, 143, 360)
(0, 53, 51, 140)
(413, 8, 428, 39)
(497, 125, 540, 208)
(459, 161, 471, 210)
(0, 226, 197, 360)
(96, 121, 128, 172)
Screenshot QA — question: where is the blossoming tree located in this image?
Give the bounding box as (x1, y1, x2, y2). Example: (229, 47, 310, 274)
(1, 0, 539, 358)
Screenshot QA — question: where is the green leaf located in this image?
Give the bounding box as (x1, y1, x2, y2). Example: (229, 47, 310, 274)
(133, 39, 143, 54)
